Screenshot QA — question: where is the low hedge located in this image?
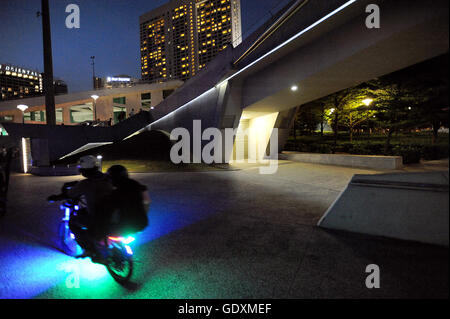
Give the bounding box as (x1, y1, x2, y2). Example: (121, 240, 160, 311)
(285, 140, 449, 164)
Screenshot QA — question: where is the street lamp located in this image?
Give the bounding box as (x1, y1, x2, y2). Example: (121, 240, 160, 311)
(291, 85, 298, 92)
(91, 95, 99, 122)
(362, 98, 374, 106)
(17, 104, 29, 124)
(91, 56, 96, 89)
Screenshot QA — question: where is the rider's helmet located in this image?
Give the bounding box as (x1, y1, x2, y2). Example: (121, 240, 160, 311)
(106, 165, 129, 185)
(78, 155, 100, 178)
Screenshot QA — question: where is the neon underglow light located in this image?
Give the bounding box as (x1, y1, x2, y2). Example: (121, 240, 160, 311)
(123, 236, 135, 245)
(145, 0, 357, 129)
(108, 236, 135, 245)
(21, 137, 28, 173)
(124, 245, 133, 255)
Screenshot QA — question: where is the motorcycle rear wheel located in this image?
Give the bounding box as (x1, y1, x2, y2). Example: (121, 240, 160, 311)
(105, 240, 133, 283)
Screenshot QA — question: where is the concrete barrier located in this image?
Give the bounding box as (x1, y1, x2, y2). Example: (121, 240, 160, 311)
(30, 165, 80, 176)
(318, 171, 449, 246)
(280, 151, 403, 170)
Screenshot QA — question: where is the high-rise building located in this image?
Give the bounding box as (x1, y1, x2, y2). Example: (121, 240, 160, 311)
(0, 64, 43, 101)
(0, 63, 68, 101)
(139, 0, 242, 83)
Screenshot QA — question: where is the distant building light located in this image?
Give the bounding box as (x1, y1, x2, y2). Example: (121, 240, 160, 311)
(17, 104, 29, 112)
(107, 77, 131, 83)
(291, 85, 298, 92)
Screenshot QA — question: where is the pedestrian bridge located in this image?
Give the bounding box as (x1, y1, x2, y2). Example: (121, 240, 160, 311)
(138, 0, 449, 162)
(1, 0, 448, 165)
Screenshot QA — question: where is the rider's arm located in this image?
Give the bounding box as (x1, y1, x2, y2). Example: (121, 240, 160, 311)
(67, 180, 86, 199)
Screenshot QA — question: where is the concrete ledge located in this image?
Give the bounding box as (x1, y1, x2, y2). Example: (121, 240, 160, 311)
(30, 165, 80, 176)
(318, 171, 449, 246)
(280, 151, 403, 170)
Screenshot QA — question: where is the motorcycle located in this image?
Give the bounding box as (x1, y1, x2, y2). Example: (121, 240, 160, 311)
(48, 182, 135, 283)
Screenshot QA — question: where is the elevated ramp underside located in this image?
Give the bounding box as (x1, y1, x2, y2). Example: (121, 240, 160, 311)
(318, 171, 449, 246)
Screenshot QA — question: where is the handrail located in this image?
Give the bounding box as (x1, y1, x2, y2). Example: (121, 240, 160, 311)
(233, 0, 309, 66)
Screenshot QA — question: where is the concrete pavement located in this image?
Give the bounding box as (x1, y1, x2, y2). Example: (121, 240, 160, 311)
(0, 161, 448, 298)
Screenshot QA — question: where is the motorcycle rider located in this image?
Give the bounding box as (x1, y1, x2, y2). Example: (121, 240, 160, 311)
(67, 155, 114, 258)
(106, 165, 150, 236)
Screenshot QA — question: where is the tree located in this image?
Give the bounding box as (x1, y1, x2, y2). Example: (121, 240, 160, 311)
(407, 56, 449, 144)
(340, 96, 377, 143)
(296, 101, 323, 136)
(321, 86, 374, 148)
(367, 79, 419, 153)
(368, 54, 449, 150)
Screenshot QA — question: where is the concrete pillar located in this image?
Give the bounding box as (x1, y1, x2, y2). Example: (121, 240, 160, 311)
(95, 98, 113, 122)
(151, 91, 164, 108)
(62, 106, 71, 125)
(247, 112, 279, 161)
(13, 110, 23, 124)
(124, 93, 140, 116)
(273, 107, 298, 153)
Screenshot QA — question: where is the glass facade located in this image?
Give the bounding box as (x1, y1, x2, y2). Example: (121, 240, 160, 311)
(141, 93, 152, 108)
(69, 103, 94, 123)
(113, 97, 126, 105)
(0, 64, 43, 101)
(24, 111, 46, 123)
(140, 0, 241, 83)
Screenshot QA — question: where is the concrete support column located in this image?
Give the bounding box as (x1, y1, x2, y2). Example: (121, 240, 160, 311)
(95, 98, 113, 122)
(13, 110, 23, 124)
(151, 91, 164, 109)
(125, 93, 140, 116)
(273, 107, 298, 153)
(62, 107, 71, 125)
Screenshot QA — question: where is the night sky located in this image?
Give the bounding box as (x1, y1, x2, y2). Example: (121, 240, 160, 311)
(0, 0, 291, 93)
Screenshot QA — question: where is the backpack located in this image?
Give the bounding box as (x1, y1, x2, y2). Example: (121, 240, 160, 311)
(109, 179, 149, 235)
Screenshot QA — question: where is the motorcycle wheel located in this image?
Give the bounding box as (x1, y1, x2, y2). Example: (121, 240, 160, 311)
(59, 221, 82, 256)
(105, 240, 133, 283)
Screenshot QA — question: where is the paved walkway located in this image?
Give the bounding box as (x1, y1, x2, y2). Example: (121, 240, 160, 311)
(0, 161, 448, 298)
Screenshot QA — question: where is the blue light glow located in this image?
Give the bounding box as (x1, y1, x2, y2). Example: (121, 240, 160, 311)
(123, 236, 135, 245)
(124, 245, 133, 255)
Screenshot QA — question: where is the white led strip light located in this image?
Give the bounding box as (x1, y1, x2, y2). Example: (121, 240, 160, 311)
(22, 137, 28, 173)
(147, 0, 358, 129)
